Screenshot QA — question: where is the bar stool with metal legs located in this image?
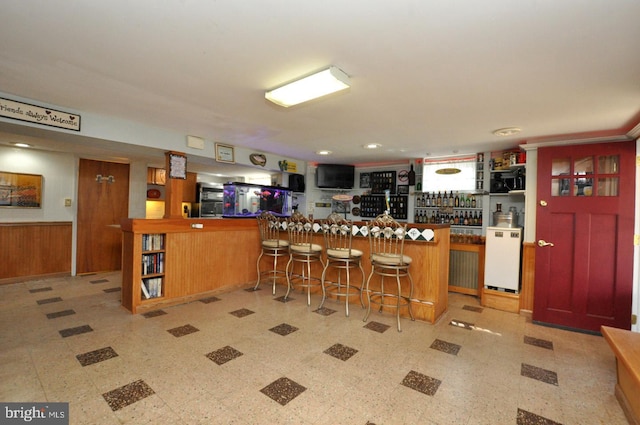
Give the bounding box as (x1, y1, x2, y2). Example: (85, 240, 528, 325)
(254, 211, 289, 295)
(363, 212, 415, 332)
(318, 212, 365, 316)
(285, 211, 325, 305)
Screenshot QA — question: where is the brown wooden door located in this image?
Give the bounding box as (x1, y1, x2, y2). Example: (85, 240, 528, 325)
(77, 159, 130, 274)
(534, 141, 635, 332)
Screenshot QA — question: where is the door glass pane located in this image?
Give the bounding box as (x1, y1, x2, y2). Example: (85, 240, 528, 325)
(573, 178, 593, 196)
(573, 157, 593, 196)
(574, 156, 594, 175)
(551, 178, 571, 196)
(597, 177, 619, 196)
(598, 155, 619, 174)
(552, 158, 570, 176)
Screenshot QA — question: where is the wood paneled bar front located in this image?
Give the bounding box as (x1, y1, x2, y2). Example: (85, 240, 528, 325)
(120, 218, 450, 323)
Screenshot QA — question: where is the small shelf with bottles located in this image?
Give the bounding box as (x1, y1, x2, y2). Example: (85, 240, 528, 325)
(414, 191, 484, 226)
(140, 233, 165, 300)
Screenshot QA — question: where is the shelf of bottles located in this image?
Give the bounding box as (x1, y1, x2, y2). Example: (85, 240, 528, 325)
(414, 191, 483, 227)
(361, 194, 408, 219)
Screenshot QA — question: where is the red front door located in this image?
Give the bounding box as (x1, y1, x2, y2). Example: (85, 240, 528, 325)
(534, 141, 635, 332)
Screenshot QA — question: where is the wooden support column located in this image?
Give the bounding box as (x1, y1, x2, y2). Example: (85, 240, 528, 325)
(164, 151, 186, 219)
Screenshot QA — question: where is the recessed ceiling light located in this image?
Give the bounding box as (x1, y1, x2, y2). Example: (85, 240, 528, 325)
(316, 150, 332, 155)
(363, 143, 381, 149)
(492, 127, 522, 137)
(12, 142, 32, 148)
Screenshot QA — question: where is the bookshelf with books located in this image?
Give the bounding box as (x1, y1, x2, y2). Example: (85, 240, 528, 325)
(141, 233, 165, 300)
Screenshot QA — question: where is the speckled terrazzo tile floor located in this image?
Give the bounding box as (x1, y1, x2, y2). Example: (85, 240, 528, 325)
(0, 270, 630, 424)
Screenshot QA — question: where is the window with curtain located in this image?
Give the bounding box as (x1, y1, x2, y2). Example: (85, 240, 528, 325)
(421, 156, 477, 192)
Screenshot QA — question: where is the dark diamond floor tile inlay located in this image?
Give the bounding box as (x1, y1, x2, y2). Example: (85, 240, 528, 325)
(274, 295, 294, 303)
(37, 297, 63, 305)
(314, 307, 337, 316)
(29, 287, 52, 293)
(230, 308, 255, 318)
(401, 370, 441, 396)
(206, 345, 243, 365)
(462, 305, 484, 313)
(449, 319, 474, 330)
(103, 287, 121, 293)
(200, 296, 221, 304)
(142, 310, 167, 318)
(77, 346, 119, 366)
(521, 363, 558, 386)
(167, 324, 200, 337)
(269, 323, 299, 336)
(524, 336, 554, 350)
(102, 380, 155, 411)
(46, 309, 76, 319)
(430, 339, 461, 355)
(516, 408, 562, 425)
(90, 278, 109, 284)
(59, 325, 93, 338)
(364, 321, 390, 333)
(260, 377, 307, 406)
(324, 343, 358, 361)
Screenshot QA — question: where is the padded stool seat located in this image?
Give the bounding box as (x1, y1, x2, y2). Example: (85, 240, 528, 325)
(319, 213, 365, 317)
(254, 212, 289, 295)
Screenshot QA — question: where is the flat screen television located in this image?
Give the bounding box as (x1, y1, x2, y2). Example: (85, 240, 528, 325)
(315, 164, 355, 189)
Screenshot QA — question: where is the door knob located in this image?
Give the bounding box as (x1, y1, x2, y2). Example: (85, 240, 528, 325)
(539, 200, 548, 207)
(538, 240, 554, 247)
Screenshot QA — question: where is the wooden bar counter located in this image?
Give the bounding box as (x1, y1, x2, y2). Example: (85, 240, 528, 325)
(120, 218, 450, 324)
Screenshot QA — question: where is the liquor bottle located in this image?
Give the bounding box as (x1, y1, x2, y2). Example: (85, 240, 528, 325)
(454, 192, 460, 207)
(408, 164, 416, 186)
(471, 195, 476, 208)
(436, 191, 442, 207)
(463, 211, 469, 226)
(448, 191, 454, 207)
(454, 211, 459, 225)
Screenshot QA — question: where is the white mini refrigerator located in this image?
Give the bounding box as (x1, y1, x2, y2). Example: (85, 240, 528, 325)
(484, 226, 522, 292)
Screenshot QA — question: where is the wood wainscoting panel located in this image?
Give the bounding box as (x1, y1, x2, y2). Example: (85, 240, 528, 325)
(520, 242, 536, 312)
(0, 222, 72, 281)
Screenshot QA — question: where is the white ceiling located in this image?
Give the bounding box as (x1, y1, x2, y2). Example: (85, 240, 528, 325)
(1, 1, 639, 174)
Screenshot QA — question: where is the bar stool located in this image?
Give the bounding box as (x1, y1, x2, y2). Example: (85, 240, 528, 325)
(363, 212, 415, 332)
(254, 211, 289, 295)
(319, 213, 365, 316)
(285, 211, 325, 305)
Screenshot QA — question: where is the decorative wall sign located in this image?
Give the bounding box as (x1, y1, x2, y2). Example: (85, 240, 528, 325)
(215, 143, 235, 164)
(169, 153, 187, 179)
(0, 97, 81, 131)
(0, 171, 43, 208)
(250, 153, 267, 167)
(359, 173, 371, 188)
(278, 160, 298, 173)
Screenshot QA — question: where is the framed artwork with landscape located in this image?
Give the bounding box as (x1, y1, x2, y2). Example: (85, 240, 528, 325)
(0, 171, 43, 208)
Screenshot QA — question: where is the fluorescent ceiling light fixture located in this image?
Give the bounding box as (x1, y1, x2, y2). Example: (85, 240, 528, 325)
(265, 66, 350, 107)
(316, 150, 332, 155)
(12, 142, 32, 148)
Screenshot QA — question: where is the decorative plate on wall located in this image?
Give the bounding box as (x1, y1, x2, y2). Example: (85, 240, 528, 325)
(352, 207, 361, 216)
(147, 189, 161, 199)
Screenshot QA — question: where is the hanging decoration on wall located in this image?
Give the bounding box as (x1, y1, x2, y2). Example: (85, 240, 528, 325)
(0, 171, 43, 208)
(250, 153, 267, 167)
(0, 97, 81, 131)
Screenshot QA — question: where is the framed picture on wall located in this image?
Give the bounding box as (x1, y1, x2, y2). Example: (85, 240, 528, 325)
(0, 171, 43, 208)
(397, 184, 409, 195)
(359, 173, 371, 188)
(215, 143, 235, 164)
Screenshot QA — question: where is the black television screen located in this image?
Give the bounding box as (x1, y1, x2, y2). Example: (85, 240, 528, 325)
(315, 164, 355, 189)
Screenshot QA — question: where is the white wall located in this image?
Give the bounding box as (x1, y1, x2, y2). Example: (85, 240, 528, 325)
(0, 145, 77, 222)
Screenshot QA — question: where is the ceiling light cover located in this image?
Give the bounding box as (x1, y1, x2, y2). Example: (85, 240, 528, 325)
(492, 127, 522, 137)
(316, 150, 332, 155)
(363, 143, 381, 149)
(265, 66, 350, 107)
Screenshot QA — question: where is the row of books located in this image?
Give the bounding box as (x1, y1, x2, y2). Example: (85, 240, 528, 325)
(142, 233, 164, 251)
(142, 253, 164, 275)
(141, 278, 163, 299)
